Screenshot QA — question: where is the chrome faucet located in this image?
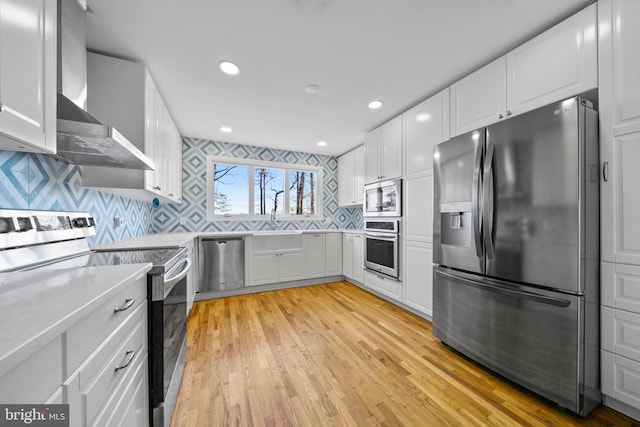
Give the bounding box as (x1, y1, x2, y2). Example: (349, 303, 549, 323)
(270, 209, 277, 230)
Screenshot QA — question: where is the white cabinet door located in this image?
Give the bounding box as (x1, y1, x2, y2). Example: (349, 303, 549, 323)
(364, 129, 380, 184)
(339, 145, 365, 206)
(342, 234, 354, 279)
(353, 145, 365, 204)
(602, 351, 640, 410)
(338, 150, 354, 207)
(404, 172, 433, 243)
(598, 0, 640, 136)
(403, 88, 450, 177)
(602, 132, 640, 266)
(248, 253, 279, 286)
(365, 117, 403, 183)
(599, 0, 640, 266)
(0, 0, 56, 153)
(352, 233, 364, 283)
(602, 262, 640, 313)
(304, 233, 326, 278)
(278, 251, 306, 282)
(325, 233, 343, 276)
(403, 241, 433, 316)
(450, 57, 507, 137)
(506, 4, 597, 117)
(380, 115, 403, 180)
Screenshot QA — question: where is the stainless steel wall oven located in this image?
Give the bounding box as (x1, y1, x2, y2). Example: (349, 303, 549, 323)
(364, 219, 400, 279)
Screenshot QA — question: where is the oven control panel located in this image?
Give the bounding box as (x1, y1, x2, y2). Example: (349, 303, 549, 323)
(0, 209, 96, 249)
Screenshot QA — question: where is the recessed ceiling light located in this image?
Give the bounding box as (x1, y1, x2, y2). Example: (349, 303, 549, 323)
(368, 100, 383, 109)
(305, 84, 320, 94)
(416, 113, 431, 122)
(219, 61, 239, 75)
(317, 141, 327, 147)
(220, 126, 232, 133)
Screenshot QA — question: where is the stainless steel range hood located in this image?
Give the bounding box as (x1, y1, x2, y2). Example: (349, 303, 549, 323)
(54, 0, 154, 170)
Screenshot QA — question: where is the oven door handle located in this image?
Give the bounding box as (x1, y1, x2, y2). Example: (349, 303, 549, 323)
(365, 232, 397, 241)
(163, 258, 192, 295)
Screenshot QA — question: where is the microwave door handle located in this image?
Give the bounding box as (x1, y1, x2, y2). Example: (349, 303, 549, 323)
(483, 140, 495, 260)
(472, 143, 484, 258)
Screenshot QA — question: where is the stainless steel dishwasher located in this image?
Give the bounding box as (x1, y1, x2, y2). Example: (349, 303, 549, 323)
(198, 237, 245, 292)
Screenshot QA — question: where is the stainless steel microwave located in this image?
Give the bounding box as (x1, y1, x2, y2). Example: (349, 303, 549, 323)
(363, 179, 401, 217)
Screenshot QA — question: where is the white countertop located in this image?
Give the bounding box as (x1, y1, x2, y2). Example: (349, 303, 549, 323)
(0, 263, 152, 378)
(91, 229, 360, 250)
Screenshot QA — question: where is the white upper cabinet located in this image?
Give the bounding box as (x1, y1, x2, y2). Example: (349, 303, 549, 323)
(403, 88, 450, 177)
(450, 57, 507, 137)
(338, 145, 364, 206)
(506, 3, 597, 116)
(599, 0, 640, 266)
(450, 4, 597, 137)
(0, 0, 56, 153)
(84, 53, 183, 204)
(365, 115, 402, 184)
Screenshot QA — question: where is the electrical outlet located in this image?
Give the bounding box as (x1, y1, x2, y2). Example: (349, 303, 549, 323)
(180, 216, 188, 226)
(113, 217, 123, 228)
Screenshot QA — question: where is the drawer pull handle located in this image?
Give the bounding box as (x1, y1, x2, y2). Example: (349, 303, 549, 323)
(114, 350, 135, 372)
(114, 298, 135, 313)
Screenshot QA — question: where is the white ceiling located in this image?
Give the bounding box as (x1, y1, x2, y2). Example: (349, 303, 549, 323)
(85, 0, 594, 157)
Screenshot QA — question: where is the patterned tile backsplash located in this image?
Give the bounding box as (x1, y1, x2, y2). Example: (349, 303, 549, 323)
(151, 138, 363, 232)
(0, 140, 362, 244)
(0, 150, 153, 245)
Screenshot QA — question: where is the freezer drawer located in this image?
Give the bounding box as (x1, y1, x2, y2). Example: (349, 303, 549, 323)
(433, 266, 599, 416)
(199, 238, 245, 292)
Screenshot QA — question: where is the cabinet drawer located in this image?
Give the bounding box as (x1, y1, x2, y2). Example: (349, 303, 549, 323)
(364, 270, 401, 300)
(64, 302, 147, 426)
(602, 306, 640, 362)
(84, 304, 147, 425)
(602, 262, 640, 313)
(602, 350, 640, 409)
(65, 275, 146, 374)
(0, 336, 62, 403)
(92, 357, 149, 427)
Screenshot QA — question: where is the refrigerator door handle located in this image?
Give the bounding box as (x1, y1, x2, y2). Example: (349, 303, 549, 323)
(483, 140, 495, 259)
(434, 268, 571, 308)
(472, 143, 484, 258)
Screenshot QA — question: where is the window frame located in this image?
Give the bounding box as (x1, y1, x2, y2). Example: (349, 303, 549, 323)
(206, 155, 324, 221)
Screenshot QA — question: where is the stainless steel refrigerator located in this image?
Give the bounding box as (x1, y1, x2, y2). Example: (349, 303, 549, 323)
(432, 96, 600, 416)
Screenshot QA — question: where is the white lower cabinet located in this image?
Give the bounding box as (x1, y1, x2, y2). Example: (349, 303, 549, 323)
(602, 261, 640, 418)
(364, 270, 401, 301)
(65, 302, 148, 427)
(342, 232, 363, 283)
(403, 241, 433, 317)
(304, 233, 326, 278)
(248, 251, 306, 286)
(325, 233, 343, 276)
(0, 336, 63, 403)
(0, 273, 149, 427)
(602, 350, 640, 411)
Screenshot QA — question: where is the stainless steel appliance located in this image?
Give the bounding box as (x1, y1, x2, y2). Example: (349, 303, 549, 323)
(54, 0, 154, 170)
(0, 209, 191, 427)
(432, 96, 600, 416)
(364, 178, 401, 217)
(364, 219, 400, 279)
(198, 237, 245, 292)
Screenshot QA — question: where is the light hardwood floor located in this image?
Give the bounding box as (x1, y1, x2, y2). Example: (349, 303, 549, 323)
(170, 281, 637, 426)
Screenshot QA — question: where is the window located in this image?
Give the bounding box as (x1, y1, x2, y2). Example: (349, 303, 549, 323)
(206, 156, 323, 221)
